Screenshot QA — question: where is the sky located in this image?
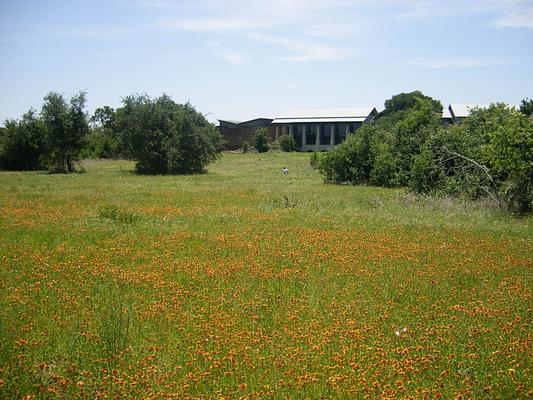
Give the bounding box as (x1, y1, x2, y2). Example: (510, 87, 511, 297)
(1, 0, 532, 124)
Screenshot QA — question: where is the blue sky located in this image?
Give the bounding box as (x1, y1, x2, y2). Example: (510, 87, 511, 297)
(1, 0, 532, 123)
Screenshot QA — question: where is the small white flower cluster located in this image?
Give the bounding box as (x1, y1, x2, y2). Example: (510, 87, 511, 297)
(395, 327, 408, 337)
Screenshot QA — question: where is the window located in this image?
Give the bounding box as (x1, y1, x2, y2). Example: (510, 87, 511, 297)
(320, 124, 331, 145)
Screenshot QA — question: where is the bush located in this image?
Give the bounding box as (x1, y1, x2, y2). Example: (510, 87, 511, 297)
(254, 128, 270, 153)
(116, 94, 223, 174)
(319, 95, 444, 187)
(81, 128, 121, 159)
(278, 134, 297, 152)
(0, 109, 45, 171)
(309, 152, 321, 169)
(242, 140, 250, 153)
(408, 105, 532, 213)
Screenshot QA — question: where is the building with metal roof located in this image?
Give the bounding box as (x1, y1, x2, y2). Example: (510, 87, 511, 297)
(272, 107, 377, 151)
(448, 104, 488, 123)
(217, 118, 275, 150)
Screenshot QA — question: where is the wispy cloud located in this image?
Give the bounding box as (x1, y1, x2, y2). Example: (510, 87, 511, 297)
(49, 26, 144, 39)
(398, 0, 533, 28)
(151, 0, 366, 62)
(208, 41, 249, 65)
(248, 33, 350, 62)
(158, 16, 282, 32)
(406, 57, 502, 69)
(495, 7, 533, 28)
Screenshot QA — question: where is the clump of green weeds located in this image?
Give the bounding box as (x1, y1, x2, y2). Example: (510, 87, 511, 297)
(98, 205, 140, 224)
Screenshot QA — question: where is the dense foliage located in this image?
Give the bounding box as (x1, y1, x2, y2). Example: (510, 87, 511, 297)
(412, 105, 533, 213)
(1, 92, 221, 175)
(320, 92, 442, 188)
(0, 109, 45, 170)
(320, 93, 533, 213)
(254, 128, 270, 153)
(81, 106, 122, 159)
(278, 133, 297, 152)
(115, 94, 223, 174)
(41, 91, 89, 173)
(0, 92, 89, 173)
(519, 98, 533, 116)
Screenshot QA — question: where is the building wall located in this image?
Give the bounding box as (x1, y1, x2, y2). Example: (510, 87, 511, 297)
(274, 122, 364, 151)
(218, 120, 275, 150)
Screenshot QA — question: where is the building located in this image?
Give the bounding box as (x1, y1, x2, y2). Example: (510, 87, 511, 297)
(441, 107, 453, 125)
(217, 118, 275, 150)
(447, 104, 487, 124)
(272, 107, 378, 151)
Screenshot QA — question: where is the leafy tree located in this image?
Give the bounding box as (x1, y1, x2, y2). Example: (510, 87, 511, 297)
(278, 133, 297, 152)
(0, 109, 45, 170)
(81, 128, 120, 159)
(411, 104, 533, 212)
(254, 128, 270, 153)
(116, 94, 223, 174)
(41, 91, 89, 173)
(91, 106, 116, 129)
(84, 106, 122, 159)
(320, 94, 441, 187)
(519, 98, 533, 116)
(381, 90, 442, 117)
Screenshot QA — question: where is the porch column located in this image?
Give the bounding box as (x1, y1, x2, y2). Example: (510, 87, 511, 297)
(275, 126, 279, 140)
(330, 125, 335, 146)
(289, 124, 293, 139)
(315, 125, 320, 147)
(302, 125, 307, 146)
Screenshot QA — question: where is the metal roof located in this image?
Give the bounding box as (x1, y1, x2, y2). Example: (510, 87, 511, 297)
(449, 104, 487, 118)
(272, 107, 376, 124)
(217, 119, 242, 125)
(273, 117, 367, 123)
(442, 108, 452, 119)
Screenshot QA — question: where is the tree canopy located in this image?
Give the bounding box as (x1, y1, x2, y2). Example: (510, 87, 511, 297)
(320, 93, 533, 213)
(41, 91, 89, 173)
(115, 94, 223, 174)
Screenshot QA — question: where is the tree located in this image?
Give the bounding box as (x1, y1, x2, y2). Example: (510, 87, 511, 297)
(381, 90, 442, 117)
(254, 128, 270, 153)
(319, 93, 442, 187)
(0, 109, 45, 170)
(519, 98, 533, 116)
(41, 91, 89, 172)
(91, 106, 116, 129)
(410, 104, 533, 213)
(116, 94, 223, 174)
(84, 106, 122, 159)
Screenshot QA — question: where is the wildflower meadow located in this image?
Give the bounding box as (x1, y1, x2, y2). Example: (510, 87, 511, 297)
(0, 152, 531, 399)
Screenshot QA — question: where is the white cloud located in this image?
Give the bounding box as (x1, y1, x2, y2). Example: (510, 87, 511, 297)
(406, 57, 502, 68)
(151, 0, 367, 62)
(398, 0, 533, 28)
(248, 33, 350, 62)
(158, 16, 281, 32)
(496, 8, 533, 28)
(218, 50, 248, 65)
(208, 41, 249, 65)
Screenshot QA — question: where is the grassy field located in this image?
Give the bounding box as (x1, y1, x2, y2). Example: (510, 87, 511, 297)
(0, 152, 531, 399)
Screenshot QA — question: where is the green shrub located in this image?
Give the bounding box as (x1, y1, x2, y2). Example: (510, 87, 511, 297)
(242, 140, 250, 153)
(278, 134, 297, 152)
(116, 94, 223, 174)
(0, 109, 45, 171)
(254, 128, 270, 153)
(309, 152, 321, 169)
(81, 127, 121, 159)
